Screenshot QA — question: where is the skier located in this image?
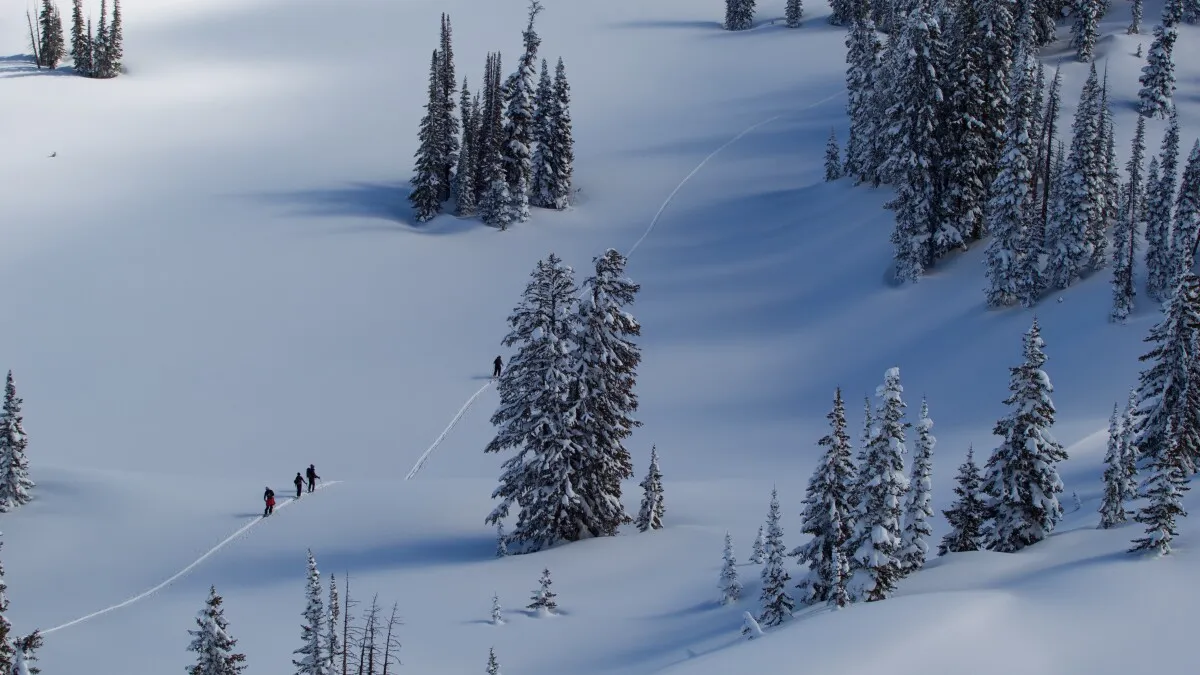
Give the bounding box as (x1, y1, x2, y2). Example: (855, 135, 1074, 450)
(263, 487, 276, 517)
(306, 464, 320, 493)
(293, 472, 304, 498)
(493, 355, 503, 378)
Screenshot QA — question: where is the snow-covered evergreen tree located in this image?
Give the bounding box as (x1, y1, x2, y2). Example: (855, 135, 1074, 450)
(410, 51, 447, 223)
(1071, 0, 1102, 60)
(1129, 273, 1200, 475)
(942, 0, 991, 245)
(1120, 389, 1140, 502)
(984, 20, 1039, 307)
(1170, 141, 1200, 284)
(758, 488, 794, 626)
(527, 568, 557, 614)
(938, 447, 986, 555)
(1147, 111, 1181, 300)
(635, 446, 664, 532)
(786, 0, 803, 27)
(1034, 67, 1064, 236)
(475, 53, 502, 211)
(575, 248, 641, 537)
(187, 586, 248, 675)
(1185, 0, 1200, 22)
(485, 254, 587, 552)
(977, 0, 1019, 201)
(749, 525, 765, 564)
(495, 522, 508, 557)
(1130, 0, 1144, 31)
(499, 1, 544, 225)
(1138, 23, 1177, 119)
(792, 388, 856, 605)
(847, 368, 910, 602)
(490, 593, 504, 625)
(1092, 71, 1119, 270)
(827, 547, 851, 608)
(1100, 403, 1130, 528)
(719, 532, 742, 604)
(0, 541, 14, 674)
(1112, 115, 1147, 323)
(437, 14, 458, 203)
(885, 5, 948, 282)
(983, 319, 1068, 552)
(38, 0, 65, 69)
(725, 0, 756, 30)
(529, 59, 554, 208)
(0, 372, 33, 512)
(824, 129, 842, 181)
(543, 58, 575, 210)
(1163, 0, 1185, 25)
(455, 80, 478, 216)
(292, 551, 324, 675)
(900, 399, 935, 573)
(69, 0, 89, 75)
(1130, 416, 1190, 555)
(843, 19, 883, 185)
(1047, 64, 1103, 290)
(486, 647, 501, 675)
(325, 575, 340, 675)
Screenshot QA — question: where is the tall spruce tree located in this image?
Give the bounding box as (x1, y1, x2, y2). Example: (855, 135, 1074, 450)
(105, 0, 122, 76)
(1146, 111, 1181, 300)
(326, 575, 340, 675)
(475, 53, 499, 204)
(984, 21, 1039, 308)
(938, 447, 987, 555)
(786, 0, 803, 27)
(438, 14, 458, 202)
(1091, 71, 1119, 270)
(292, 551, 324, 675)
(410, 51, 447, 223)
(1185, 0, 1200, 22)
(885, 5, 948, 282)
(1112, 115, 1147, 323)
(69, 0, 88, 74)
(38, 0, 65, 69)
(0, 372, 34, 512)
(543, 58, 574, 210)
(1129, 273, 1200, 475)
(187, 586, 248, 675)
(1120, 389, 1140, 503)
(900, 398, 935, 573)
(479, 55, 514, 229)
(575, 248, 641, 536)
(791, 388, 857, 605)
(1036, 67, 1063, 235)
(1163, 0, 1185, 25)
(725, 0, 756, 30)
(719, 532, 742, 604)
(1130, 415, 1190, 555)
(1047, 64, 1103, 290)
(499, 1, 544, 226)
(455, 80, 478, 216)
(847, 368, 910, 602)
(485, 254, 587, 552)
(824, 129, 842, 181)
(977, 0, 1019, 209)
(0, 541, 13, 673)
(758, 488, 794, 626)
(750, 525, 765, 564)
(1099, 403, 1130, 528)
(942, 0, 990, 244)
(1071, 0, 1102, 60)
(1130, 0, 1144, 32)
(94, 0, 108, 77)
(635, 446, 665, 532)
(843, 19, 883, 185)
(1169, 141, 1200, 285)
(983, 319, 1067, 552)
(1138, 23, 1177, 118)
(529, 59, 554, 209)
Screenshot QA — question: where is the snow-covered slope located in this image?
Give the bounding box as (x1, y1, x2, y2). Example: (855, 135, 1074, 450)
(1, 0, 1198, 672)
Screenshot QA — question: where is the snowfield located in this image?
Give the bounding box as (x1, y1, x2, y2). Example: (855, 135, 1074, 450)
(1, 0, 1199, 672)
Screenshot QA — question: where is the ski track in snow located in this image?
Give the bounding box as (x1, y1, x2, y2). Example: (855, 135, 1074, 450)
(42, 480, 343, 635)
(404, 88, 845, 480)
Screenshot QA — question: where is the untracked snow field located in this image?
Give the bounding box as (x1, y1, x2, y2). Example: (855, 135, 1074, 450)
(1, 0, 1199, 672)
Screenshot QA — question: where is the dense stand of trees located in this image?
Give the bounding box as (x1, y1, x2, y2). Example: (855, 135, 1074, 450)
(25, 0, 122, 77)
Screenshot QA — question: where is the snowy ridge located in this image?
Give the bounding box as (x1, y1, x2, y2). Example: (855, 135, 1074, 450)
(405, 87, 845, 479)
(42, 480, 342, 635)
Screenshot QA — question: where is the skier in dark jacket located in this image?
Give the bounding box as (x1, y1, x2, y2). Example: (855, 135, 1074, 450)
(493, 355, 503, 378)
(263, 487, 276, 517)
(306, 464, 320, 493)
(294, 472, 304, 498)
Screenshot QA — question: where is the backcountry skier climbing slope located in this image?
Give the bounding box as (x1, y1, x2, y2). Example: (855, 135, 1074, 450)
(263, 487, 275, 517)
(293, 472, 304, 498)
(306, 464, 320, 493)
(494, 355, 503, 378)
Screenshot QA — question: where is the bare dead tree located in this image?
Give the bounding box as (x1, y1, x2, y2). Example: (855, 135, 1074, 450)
(26, 8, 42, 68)
(381, 603, 403, 675)
(352, 595, 381, 675)
(341, 574, 359, 675)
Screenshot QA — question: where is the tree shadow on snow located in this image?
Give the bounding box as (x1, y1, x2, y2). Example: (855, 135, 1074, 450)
(249, 182, 489, 236)
(0, 55, 78, 79)
(607, 19, 723, 30)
